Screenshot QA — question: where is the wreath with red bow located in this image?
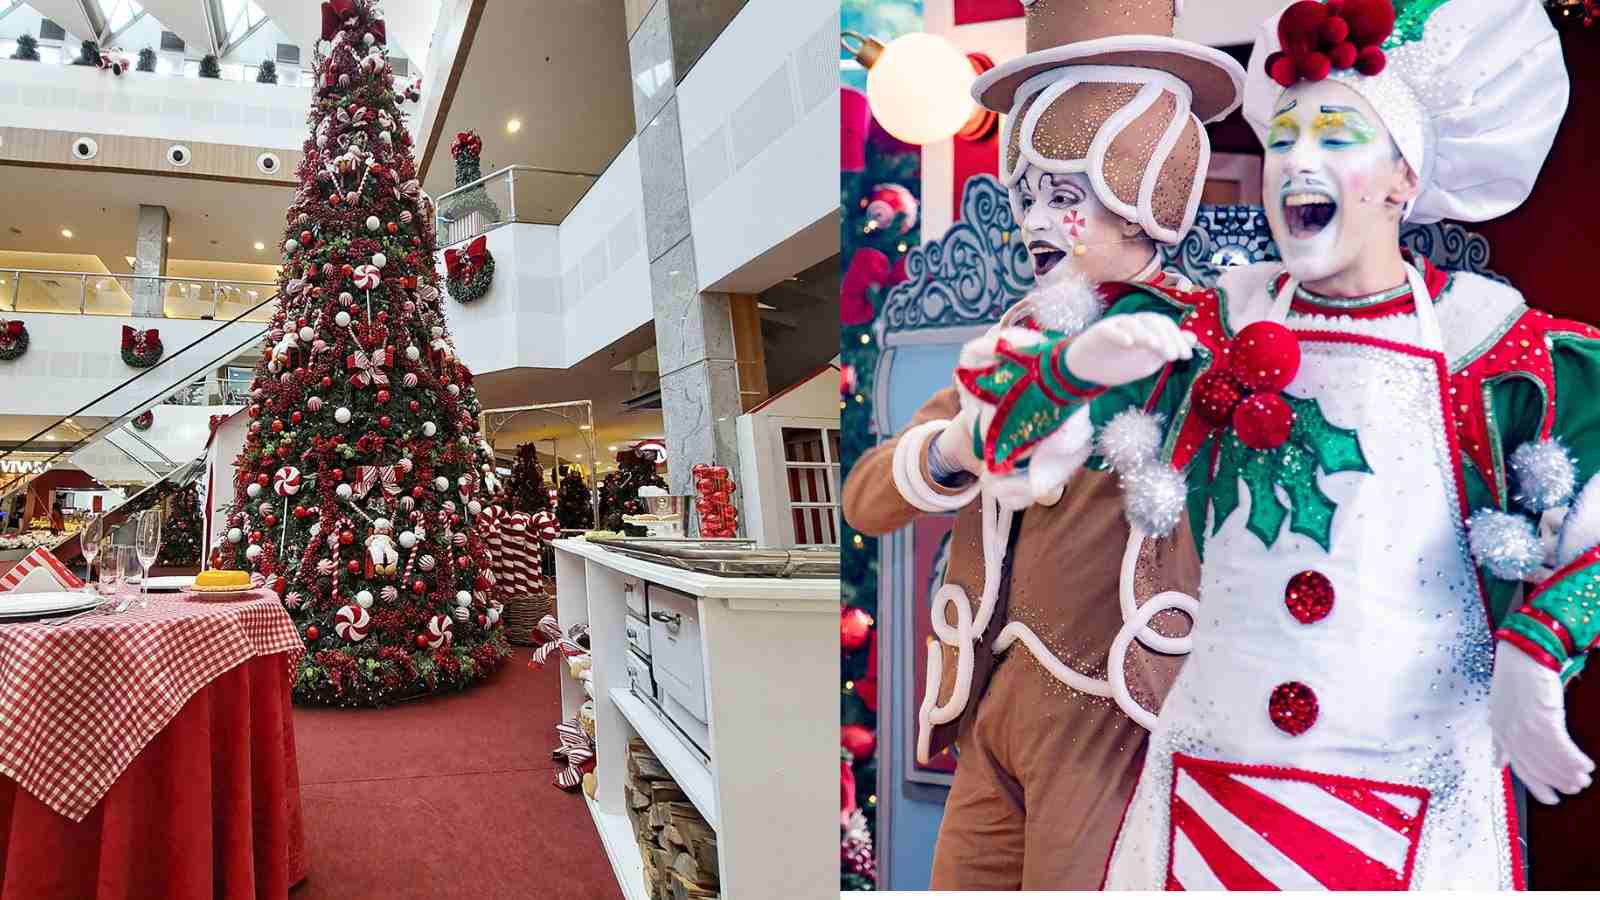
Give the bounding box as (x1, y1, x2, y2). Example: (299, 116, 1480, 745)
(0, 320, 27, 362)
(131, 410, 154, 431)
(444, 235, 494, 304)
(121, 325, 164, 368)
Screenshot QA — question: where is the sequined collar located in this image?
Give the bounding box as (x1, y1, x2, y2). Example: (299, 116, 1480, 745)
(1278, 254, 1448, 319)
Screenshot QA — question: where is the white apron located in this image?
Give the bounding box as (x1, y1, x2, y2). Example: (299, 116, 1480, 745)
(1103, 266, 1521, 890)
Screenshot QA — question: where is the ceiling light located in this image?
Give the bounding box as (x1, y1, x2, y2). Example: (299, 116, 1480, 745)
(608, 445, 617, 451)
(579, 424, 592, 431)
(166, 236, 172, 243)
(254, 241, 265, 251)
(506, 118, 522, 133)
(60, 228, 72, 238)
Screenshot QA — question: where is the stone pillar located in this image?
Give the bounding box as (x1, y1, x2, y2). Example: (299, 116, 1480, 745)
(628, 1, 746, 498)
(132, 205, 169, 318)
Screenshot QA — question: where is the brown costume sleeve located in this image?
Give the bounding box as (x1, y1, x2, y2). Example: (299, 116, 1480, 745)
(842, 387, 967, 536)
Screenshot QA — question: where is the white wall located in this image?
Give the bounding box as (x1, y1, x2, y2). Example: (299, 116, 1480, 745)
(558, 139, 650, 365)
(435, 222, 562, 373)
(676, 0, 837, 292)
(0, 56, 312, 148)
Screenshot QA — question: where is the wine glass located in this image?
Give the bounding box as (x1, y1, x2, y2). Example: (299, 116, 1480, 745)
(135, 509, 161, 608)
(80, 514, 102, 592)
(99, 540, 123, 604)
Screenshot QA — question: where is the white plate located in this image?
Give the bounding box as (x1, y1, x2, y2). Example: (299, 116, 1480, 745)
(0, 592, 104, 620)
(138, 576, 196, 592)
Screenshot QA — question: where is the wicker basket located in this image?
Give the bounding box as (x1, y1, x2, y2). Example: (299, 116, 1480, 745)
(503, 588, 553, 645)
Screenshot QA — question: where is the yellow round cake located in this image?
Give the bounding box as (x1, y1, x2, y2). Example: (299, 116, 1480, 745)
(193, 570, 252, 592)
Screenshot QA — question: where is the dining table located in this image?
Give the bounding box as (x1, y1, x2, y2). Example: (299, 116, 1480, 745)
(0, 584, 307, 899)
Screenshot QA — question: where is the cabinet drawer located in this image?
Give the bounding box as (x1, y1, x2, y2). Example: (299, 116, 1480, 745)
(647, 585, 709, 728)
(623, 576, 646, 618)
(626, 648, 656, 702)
(625, 613, 651, 657)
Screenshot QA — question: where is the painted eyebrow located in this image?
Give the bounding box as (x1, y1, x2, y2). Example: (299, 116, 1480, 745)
(1273, 98, 1298, 116)
(1319, 105, 1361, 113)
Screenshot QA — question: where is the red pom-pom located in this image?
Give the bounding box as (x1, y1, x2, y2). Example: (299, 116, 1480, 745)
(1325, 0, 1347, 14)
(841, 607, 874, 652)
(1342, 0, 1397, 47)
(1277, 1, 1331, 53)
(1300, 51, 1332, 81)
(1329, 41, 1357, 70)
(1231, 321, 1301, 392)
(1192, 370, 1246, 427)
(1269, 54, 1300, 88)
(841, 724, 877, 760)
(1233, 393, 1295, 450)
(1355, 46, 1387, 76)
(1320, 16, 1350, 45)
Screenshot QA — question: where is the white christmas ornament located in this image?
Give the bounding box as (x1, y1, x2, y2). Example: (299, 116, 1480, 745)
(434, 476, 450, 491)
(284, 238, 299, 253)
(227, 527, 243, 543)
(307, 396, 323, 412)
(468, 500, 482, 516)
(431, 326, 444, 338)
(247, 483, 262, 499)
(366, 216, 381, 233)
(336, 483, 353, 500)
(456, 590, 472, 605)
(246, 544, 262, 560)
(335, 311, 352, 327)
(298, 326, 315, 342)
(405, 345, 420, 361)
(422, 421, 437, 437)
(356, 589, 374, 609)
(335, 407, 352, 424)
(399, 530, 417, 549)
(364, 31, 375, 45)
(339, 292, 354, 306)
(447, 384, 460, 396)
(371, 252, 387, 268)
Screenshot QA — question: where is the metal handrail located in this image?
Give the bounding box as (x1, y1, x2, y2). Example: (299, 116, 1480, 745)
(434, 164, 598, 244)
(435, 163, 597, 203)
(116, 423, 178, 468)
(4, 268, 277, 319)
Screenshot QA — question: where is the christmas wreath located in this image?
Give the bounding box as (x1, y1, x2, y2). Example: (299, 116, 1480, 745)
(444, 235, 494, 303)
(121, 325, 164, 368)
(131, 410, 154, 431)
(0, 320, 28, 362)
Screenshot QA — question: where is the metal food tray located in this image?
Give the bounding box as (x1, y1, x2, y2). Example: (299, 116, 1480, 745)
(587, 538, 839, 578)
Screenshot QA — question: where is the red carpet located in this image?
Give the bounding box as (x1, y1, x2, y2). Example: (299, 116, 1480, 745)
(291, 660, 621, 900)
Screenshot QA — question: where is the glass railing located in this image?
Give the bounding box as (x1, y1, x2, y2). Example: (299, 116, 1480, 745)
(434, 164, 598, 245)
(1, 270, 278, 321)
(0, 43, 327, 88)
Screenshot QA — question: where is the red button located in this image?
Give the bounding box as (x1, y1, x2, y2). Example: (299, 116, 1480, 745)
(1285, 570, 1334, 624)
(1269, 681, 1318, 735)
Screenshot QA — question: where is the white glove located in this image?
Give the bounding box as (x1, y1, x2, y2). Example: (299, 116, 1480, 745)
(934, 405, 983, 479)
(1064, 312, 1196, 387)
(1490, 641, 1594, 804)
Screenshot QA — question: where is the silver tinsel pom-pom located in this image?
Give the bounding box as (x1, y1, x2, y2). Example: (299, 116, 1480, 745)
(1510, 439, 1576, 513)
(1022, 270, 1103, 336)
(1099, 409, 1165, 473)
(1467, 508, 1543, 581)
(1121, 462, 1186, 538)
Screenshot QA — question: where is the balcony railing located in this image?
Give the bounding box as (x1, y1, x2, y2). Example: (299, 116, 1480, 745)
(1, 269, 278, 321)
(434, 164, 598, 246)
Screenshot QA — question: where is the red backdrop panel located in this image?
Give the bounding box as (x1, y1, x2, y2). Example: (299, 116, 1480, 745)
(954, 0, 1023, 25)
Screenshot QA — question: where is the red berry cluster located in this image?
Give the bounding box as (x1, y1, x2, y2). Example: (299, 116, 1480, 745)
(1265, 0, 1395, 87)
(1190, 320, 1302, 450)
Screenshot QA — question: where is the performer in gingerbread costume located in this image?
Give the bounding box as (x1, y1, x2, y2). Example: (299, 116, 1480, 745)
(956, 0, 1595, 888)
(842, 1, 1244, 887)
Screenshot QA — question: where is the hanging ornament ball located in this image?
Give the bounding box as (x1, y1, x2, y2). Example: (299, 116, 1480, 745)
(345, 191, 359, 204)
(1231, 321, 1300, 392)
(247, 482, 262, 498)
(306, 625, 320, 641)
(335, 407, 353, 424)
(468, 500, 482, 516)
(1192, 369, 1247, 427)
(377, 389, 391, 404)
(841, 607, 874, 652)
(841, 724, 876, 760)
(355, 589, 374, 609)
(455, 590, 472, 606)
(404, 373, 419, 388)
(405, 345, 421, 362)
(448, 384, 460, 396)
(308, 396, 323, 412)
(434, 476, 450, 491)
(431, 326, 444, 338)
(284, 238, 299, 253)
(422, 422, 437, 437)
(339, 292, 354, 306)
(246, 544, 262, 560)
(366, 216, 381, 233)
(335, 311, 352, 328)
(372, 252, 387, 269)
(1233, 393, 1294, 450)
(364, 31, 375, 45)
(227, 527, 243, 544)
(347, 559, 362, 573)
(336, 483, 353, 500)
(378, 415, 393, 429)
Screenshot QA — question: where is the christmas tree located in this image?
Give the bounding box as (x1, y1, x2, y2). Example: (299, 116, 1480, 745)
(555, 467, 593, 531)
(219, 0, 509, 706)
(598, 449, 665, 535)
(158, 483, 203, 567)
(441, 130, 501, 223)
(505, 443, 549, 514)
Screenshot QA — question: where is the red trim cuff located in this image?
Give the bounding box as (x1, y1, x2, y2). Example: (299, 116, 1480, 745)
(1496, 629, 1564, 673)
(1519, 606, 1576, 656)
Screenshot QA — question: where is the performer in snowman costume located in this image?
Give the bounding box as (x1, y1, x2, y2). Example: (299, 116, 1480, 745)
(843, 0, 1244, 887)
(956, 0, 1596, 888)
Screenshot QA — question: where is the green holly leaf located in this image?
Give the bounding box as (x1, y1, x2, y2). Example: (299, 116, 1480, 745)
(1241, 450, 1288, 548)
(1290, 395, 1370, 475)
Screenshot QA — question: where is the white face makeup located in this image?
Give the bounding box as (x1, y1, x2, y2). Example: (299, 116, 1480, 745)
(1262, 80, 1405, 284)
(1009, 165, 1129, 287)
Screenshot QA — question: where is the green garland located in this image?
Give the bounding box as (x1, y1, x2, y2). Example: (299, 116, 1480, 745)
(122, 342, 163, 368)
(447, 254, 495, 303)
(291, 631, 511, 707)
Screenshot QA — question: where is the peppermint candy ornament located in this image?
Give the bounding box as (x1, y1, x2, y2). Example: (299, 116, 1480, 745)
(416, 553, 436, 571)
(425, 615, 453, 649)
(273, 466, 302, 496)
(335, 605, 371, 641)
(353, 265, 381, 289)
(403, 373, 419, 388)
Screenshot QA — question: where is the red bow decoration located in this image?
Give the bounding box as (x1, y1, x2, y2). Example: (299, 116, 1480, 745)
(320, 0, 356, 40)
(4, 321, 21, 337)
(551, 716, 595, 791)
(368, 19, 386, 45)
(346, 346, 391, 387)
(351, 463, 403, 498)
(1265, 0, 1393, 86)
(122, 325, 160, 350)
(450, 131, 483, 160)
(443, 236, 489, 280)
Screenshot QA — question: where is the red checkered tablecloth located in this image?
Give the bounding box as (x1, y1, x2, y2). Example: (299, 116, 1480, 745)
(0, 589, 303, 821)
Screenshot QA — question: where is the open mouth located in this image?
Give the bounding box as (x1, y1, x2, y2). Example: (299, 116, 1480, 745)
(1029, 241, 1067, 277)
(1282, 190, 1337, 239)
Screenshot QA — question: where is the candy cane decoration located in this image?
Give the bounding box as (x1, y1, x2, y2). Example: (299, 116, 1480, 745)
(327, 515, 354, 603)
(274, 466, 303, 548)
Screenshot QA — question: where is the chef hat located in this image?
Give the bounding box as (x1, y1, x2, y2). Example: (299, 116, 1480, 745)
(1244, 0, 1568, 224)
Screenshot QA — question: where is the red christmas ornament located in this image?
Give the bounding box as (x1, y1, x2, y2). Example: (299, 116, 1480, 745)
(341, 264, 354, 278)
(339, 530, 355, 545)
(1268, 681, 1319, 735)
(1231, 321, 1300, 392)
(841, 724, 876, 760)
(456, 555, 469, 568)
(291, 411, 303, 424)
(1233, 393, 1295, 450)
(250, 531, 263, 542)
(841, 607, 874, 652)
(413, 579, 427, 593)
(478, 614, 488, 627)
(300, 230, 312, 244)
(274, 576, 287, 594)
(1284, 570, 1335, 624)
(347, 559, 361, 573)
(379, 415, 392, 429)
(294, 505, 308, 518)
(257, 473, 270, 486)
(409, 400, 420, 413)
(331, 468, 344, 481)
(264, 514, 278, 527)
(321, 376, 334, 388)
(412, 485, 425, 499)
(377, 390, 391, 403)
(416, 634, 430, 648)
(271, 419, 284, 433)
(306, 625, 320, 641)
(1192, 370, 1246, 427)
(248, 404, 261, 418)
